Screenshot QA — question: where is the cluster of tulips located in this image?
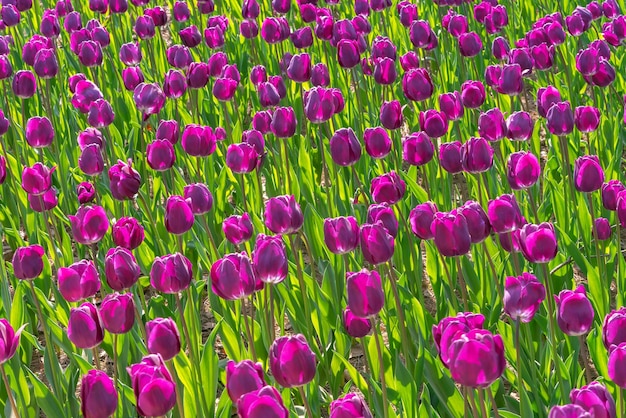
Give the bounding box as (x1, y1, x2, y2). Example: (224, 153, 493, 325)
(0, 0, 625, 416)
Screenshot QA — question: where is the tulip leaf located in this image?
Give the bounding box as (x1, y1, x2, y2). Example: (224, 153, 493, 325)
(26, 368, 65, 418)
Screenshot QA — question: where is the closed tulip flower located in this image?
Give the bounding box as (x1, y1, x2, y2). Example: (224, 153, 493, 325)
(78, 144, 104, 176)
(431, 210, 471, 257)
(78, 40, 103, 67)
(448, 329, 506, 387)
(585, 58, 615, 87)
(402, 132, 433, 166)
(100, 292, 135, 334)
(460, 80, 486, 109)
(492, 36, 510, 60)
(575, 106, 601, 132)
(264, 195, 303, 235)
(72, 80, 103, 114)
(164, 195, 194, 235)
(183, 183, 213, 215)
(346, 269, 384, 317)
(360, 222, 394, 265)
(478, 108, 507, 141)
(330, 128, 362, 167)
(507, 151, 540, 190)
(488, 194, 523, 234)
(25, 116, 54, 148)
(555, 286, 594, 336)
(420, 109, 448, 138)
(57, 260, 99, 303)
(242, 130, 265, 155)
(181, 124, 216, 157)
(87, 99, 114, 128)
(145, 139, 175, 171)
(271, 107, 297, 138)
(213, 77, 238, 101)
(108, 159, 141, 200)
(570, 382, 616, 418)
(367, 203, 397, 237)
(253, 234, 288, 284)
(371, 171, 406, 205)
(134, 15, 155, 39)
(104, 246, 141, 291)
(127, 355, 176, 417)
(269, 334, 316, 388)
(303, 87, 335, 123)
(146, 318, 181, 361)
(22, 163, 55, 195)
(373, 57, 397, 85)
(604, 308, 626, 353)
(518, 222, 558, 263)
(461, 137, 494, 173)
(179, 25, 202, 48)
(506, 111, 534, 141)
(0, 56, 12, 81)
(133, 83, 166, 116)
(503, 272, 546, 322)
(497, 64, 523, 96)
(536, 86, 561, 118)
(77, 182, 96, 204)
(409, 202, 437, 240)
(593, 217, 611, 241)
(69, 205, 109, 245)
(68, 302, 104, 349)
(323, 216, 359, 254)
(484, 65, 502, 89)
(603, 181, 626, 211)
(119, 42, 141, 66)
(343, 308, 372, 338)
(237, 385, 288, 418)
(337, 39, 360, 69)
(257, 82, 280, 108)
(433, 312, 485, 367)
(111, 217, 144, 250)
(330, 393, 373, 418)
(459, 32, 483, 57)
(380, 100, 403, 130)
(28, 188, 58, 213)
(574, 155, 604, 193)
(186, 62, 209, 89)
(223, 214, 254, 245)
(150, 253, 193, 294)
(286, 53, 311, 83)
(402, 68, 433, 102)
(364, 127, 391, 159)
(33, 48, 58, 79)
(80, 370, 118, 418)
(226, 143, 259, 173)
(311, 63, 330, 87)
(226, 360, 265, 402)
(409, 20, 435, 49)
(12, 70, 37, 99)
(155, 120, 179, 145)
(547, 101, 575, 136)
(439, 141, 463, 173)
(458, 201, 491, 244)
(122, 67, 144, 91)
(439, 91, 464, 121)
(549, 404, 592, 418)
(211, 252, 257, 300)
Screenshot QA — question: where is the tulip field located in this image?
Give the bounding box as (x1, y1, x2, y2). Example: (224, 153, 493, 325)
(2, 0, 626, 416)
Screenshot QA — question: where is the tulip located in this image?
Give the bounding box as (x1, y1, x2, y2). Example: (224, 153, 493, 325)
(548, 404, 592, 418)
(242, 130, 265, 155)
(433, 312, 485, 367)
(363, 127, 391, 159)
(402, 68, 433, 102)
(80, 370, 118, 418)
(127, 355, 176, 417)
(25, 116, 54, 148)
(77, 182, 96, 204)
(33, 48, 58, 79)
(122, 67, 144, 91)
(186, 62, 209, 89)
(111, 217, 144, 250)
(575, 106, 601, 133)
(222, 214, 254, 246)
(439, 142, 463, 173)
(448, 329, 505, 387)
(379, 100, 403, 130)
(22, 163, 55, 196)
(68, 302, 104, 349)
(604, 181, 626, 211)
(371, 171, 406, 205)
(547, 101, 575, 136)
(492, 36, 510, 60)
(409, 20, 435, 49)
(487, 194, 523, 234)
(72, 80, 103, 113)
(360, 222, 394, 265)
(104, 247, 141, 291)
(237, 385, 288, 418)
(0, 56, 12, 81)
(211, 252, 257, 300)
(484, 65, 502, 89)
(573, 155, 604, 193)
(536, 86, 562, 118)
(570, 382, 616, 418)
(367, 204, 397, 238)
(108, 159, 141, 200)
(119, 42, 141, 66)
(213, 77, 238, 101)
(604, 307, 626, 349)
(79, 144, 105, 176)
(264, 195, 303, 235)
(166, 45, 192, 69)
(310, 63, 330, 87)
(184, 183, 213, 215)
(593, 217, 611, 241)
(269, 335, 316, 388)
(343, 308, 372, 338)
(503, 272, 546, 322)
(400, 51, 420, 71)
(145, 139, 176, 171)
(164, 195, 194, 235)
(458, 201, 491, 244)
(409, 202, 437, 240)
(146, 318, 181, 361)
(226, 143, 259, 174)
(1, 5, 20, 26)
(497, 64, 523, 96)
(12, 245, 45, 281)
(0, 319, 26, 364)
(419, 110, 448, 138)
(133, 83, 165, 116)
(518, 222, 558, 263)
(181, 124, 217, 157)
(150, 253, 193, 294)
(507, 151, 540, 190)
(506, 111, 534, 141)
(155, 120, 179, 144)
(461, 137, 494, 173)
(478, 108, 507, 141)
(460, 80, 486, 108)
(330, 128, 362, 167)
(69, 205, 109, 246)
(270, 107, 297, 138)
(100, 292, 135, 334)
(226, 360, 265, 402)
(439, 91, 464, 121)
(555, 286, 594, 336)
(179, 25, 202, 48)
(12, 70, 37, 99)
(346, 269, 384, 317)
(253, 234, 288, 284)
(431, 210, 471, 257)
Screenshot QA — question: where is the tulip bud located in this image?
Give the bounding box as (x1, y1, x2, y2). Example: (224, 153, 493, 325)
(222, 213, 254, 246)
(574, 106, 601, 133)
(269, 335, 316, 388)
(555, 286, 594, 336)
(574, 155, 604, 193)
(448, 329, 506, 387)
(360, 222, 394, 265)
(330, 393, 373, 418)
(12, 245, 45, 280)
(100, 292, 135, 334)
(371, 171, 406, 205)
(439, 91, 464, 121)
(211, 252, 257, 300)
(104, 247, 141, 291)
(58, 260, 100, 304)
(548, 404, 592, 418)
(25, 116, 54, 148)
(342, 308, 372, 338)
(363, 127, 391, 159)
(570, 382, 616, 418)
(237, 385, 288, 417)
(547, 101, 575, 136)
(503, 272, 546, 322)
(270, 107, 297, 138)
(77, 182, 96, 204)
(478, 108, 507, 141)
(253, 234, 288, 284)
(439, 141, 463, 173)
(409, 202, 437, 240)
(22, 162, 55, 196)
(146, 318, 181, 361)
(461, 137, 494, 173)
(133, 83, 166, 116)
(433, 312, 485, 367)
(69, 205, 109, 245)
(150, 253, 193, 294)
(108, 159, 141, 200)
(402, 68, 433, 102)
(165, 195, 194, 235)
(460, 80, 486, 109)
(184, 183, 213, 214)
(603, 181, 625, 211)
(419, 109, 448, 138)
(506, 111, 534, 141)
(68, 302, 104, 349)
(264, 195, 303, 235)
(367, 203, 398, 237)
(80, 370, 118, 418)
(346, 269, 384, 317)
(507, 151, 540, 190)
(379, 100, 403, 130)
(330, 128, 362, 167)
(127, 355, 176, 417)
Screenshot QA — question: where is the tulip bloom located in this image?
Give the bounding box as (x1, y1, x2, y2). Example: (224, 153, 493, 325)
(165, 195, 194, 235)
(409, 202, 437, 240)
(69, 205, 109, 245)
(555, 286, 594, 336)
(574, 155, 604, 193)
(223, 214, 254, 245)
(570, 382, 616, 418)
(100, 292, 135, 334)
(419, 109, 448, 138)
(150, 253, 193, 294)
(458, 201, 491, 244)
(360, 222, 395, 265)
(431, 211, 471, 257)
(127, 355, 176, 417)
(25, 116, 54, 148)
(371, 171, 406, 205)
(184, 183, 213, 214)
(439, 142, 463, 173)
(146, 318, 181, 361)
(487, 194, 523, 234)
(330, 128, 362, 167)
(264, 195, 303, 235)
(226, 360, 265, 402)
(108, 160, 141, 200)
(346, 269, 384, 317)
(253, 234, 288, 284)
(0, 319, 26, 364)
(439, 91, 464, 121)
(433, 312, 485, 367)
(211, 252, 257, 300)
(22, 163, 55, 195)
(104, 247, 141, 291)
(270, 107, 297, 138)
(133, 83, 166, 116)
(12, 245, 45, 280)
(519, 222, 558, 263)
(448, 329, 505, 387)
(269, 335, 316, 388)
(323, 217, 359, 255)
(478, 108, 507, 142)
(507, 151, 540, 190)
(330, 393, 373, 418)
(503, 273, 546, 322)
(226, 143, 259, 173)
(547, 101, 575, 136)
(461, 137, 494, 173)
(342, 308, 372, 339)
(68, 302, 104, 349)
(80, 370, 118, 418)
(402, 68, 433, 102)
(460, 80, 486, 108)
(548, 405, 592, 418)
(58, 260, 100, 303)
(506, 111, 534, 141)
(237, 385, 288, 418)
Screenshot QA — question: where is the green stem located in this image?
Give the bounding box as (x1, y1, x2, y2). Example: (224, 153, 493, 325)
(167, 359, 186, 418)
(175, 293, 204, 415)
(298, 385, 314, 418)
(242, 297, 257, 360)
(92, 347, 101, 370)
(373, 318, 390, 418)
(441, 257, 460, 311)
(386, 263, 413, 367)
(515, 320, 526, 418)
(1, 366, 19, 418)
(588, 193, 608, 311)
(477, 388, 489, 418)
(487, 388, 501, 418)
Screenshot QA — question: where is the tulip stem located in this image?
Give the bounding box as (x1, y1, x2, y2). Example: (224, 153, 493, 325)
(578, 335, 593, 384)
(29, 281, 61, 397)
(465, 387, 480, 417)
(617, 221, 623, 307)
(239, 173, 248, 213)
(1, 366, 19, 418)
(297, 386, 314, 418)
(527, 188, 540, 223)
(175, 293, 204, 416)
(455, 257, 470, 311)
(241, 297, 257, 360)
(508, 232, 522, 276)
(92, 347, 101, 370)
(199, 215, 219, 260)
(486, 388, 501, 418)
(288, 235, 314, 342)
(620, 389, 625, 417)
(514, 320, 526, 418)
(587, 193, 608, 310)
(137, 192, 166, 255)
(540, 262, 569, 401)
(441, 257, 460, 311)
(386, 263, 413, 367)
(373, 319, 390, 418)
(477, 388, 489, 418)
(359, 336, 376, 403)
(481, 242, 502, 302)
(112, 333, 119, 396)
(167, 359, 186, 418)
(281, 139, 292, 195)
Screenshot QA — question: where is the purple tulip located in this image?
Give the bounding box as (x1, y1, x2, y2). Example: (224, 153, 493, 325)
(33, 48, 58, 79)
(461, 137, 494, 173)
(330, 393, 373, 418)
(602, 181, 625, 211)
(402, 68, 433, 102)
(461, 80, 486, 108)
(183, 183, 213, 215)
(181, 124, 217, 157)
(323, 216, 359, 255)
(555, 286, 594, 336)
(127, 355, 176, 417)
(264, 195, 303, 235)
(12, 70, 37, 99)
(329, 128, 361, 167)
(574, 155, 604, 193)
(80, 370, 118, 418)
(237, 385, 288, 418)
(371, 171, 405, 205)
(28, 188, 58, 213)
(497, 64, 523, 96)
(488, 194, 523, 234)
(100, 292, 135, 334)
(78, 144, 104, 176)
(492, 36, 510, 60)
(593, 217, 611, 241)
(68, 302, 104, 349)
(379, 100, 403, 130)
(536, 86, 561, 118)
(342, 308, 372, 339)
(439, 141, 463, 173)
(506, 111, 534, 141)
(150, 253, 193, 294)
(399, 51, 420, 71)
(448, 329, 505, 387)
(547, 101, 575, 136)
(119, 43, 141, 66)
(503, 272, 546, 322)
(458, 201, 491, 244)
(408, 202, 437, 240)
(226, 143, 259, 174)
(253, 234, 288, 284)
(164, 195, 194, 235)
(133, 83, 166, 116)
(575, 106, 601, 133)
(77, 182, 96, 204)
(363, 127, 391, 159)
(409, 20, 435, 49)
(211, 252, 257, 300)
(22, 163, 55, 195)
(570, 382, 616, 418)
(110, 217, 144, 250)
(402, 131, 433, 166)
(346, 269, 384, 317)
(0, 56, 12, 80)
(439, 91, 464, 121)
(104, 247, 141, 291)
(269, 334, 316, 388)
(549, 404, 592, 418)
(226, 360, 265, 402)
(507, 151, 540, 190)
(478, 108, 507, 141)
(179, 25, 202, 48)
(146, 318, 181, 361)
(458, 31, 483, 57)
(270, 107, 297, 138)
(222, 214, 254, 245)
(57, 260, 99, 303)
(122, 67, 144, 91)
(518, 222, 558, 263)
(69, 205, 109, 245)
(71, 80, 103, 114)
(419, 109, 448, 138)
(108, 159, 141, 200)
(1, 5, 20, 26)
(431, 210, 471, 257)
(604, 307, 626, 349)
(25, 116, 54, 148)
(433, 312, 485, 368)
(360, 222, 394, 265)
